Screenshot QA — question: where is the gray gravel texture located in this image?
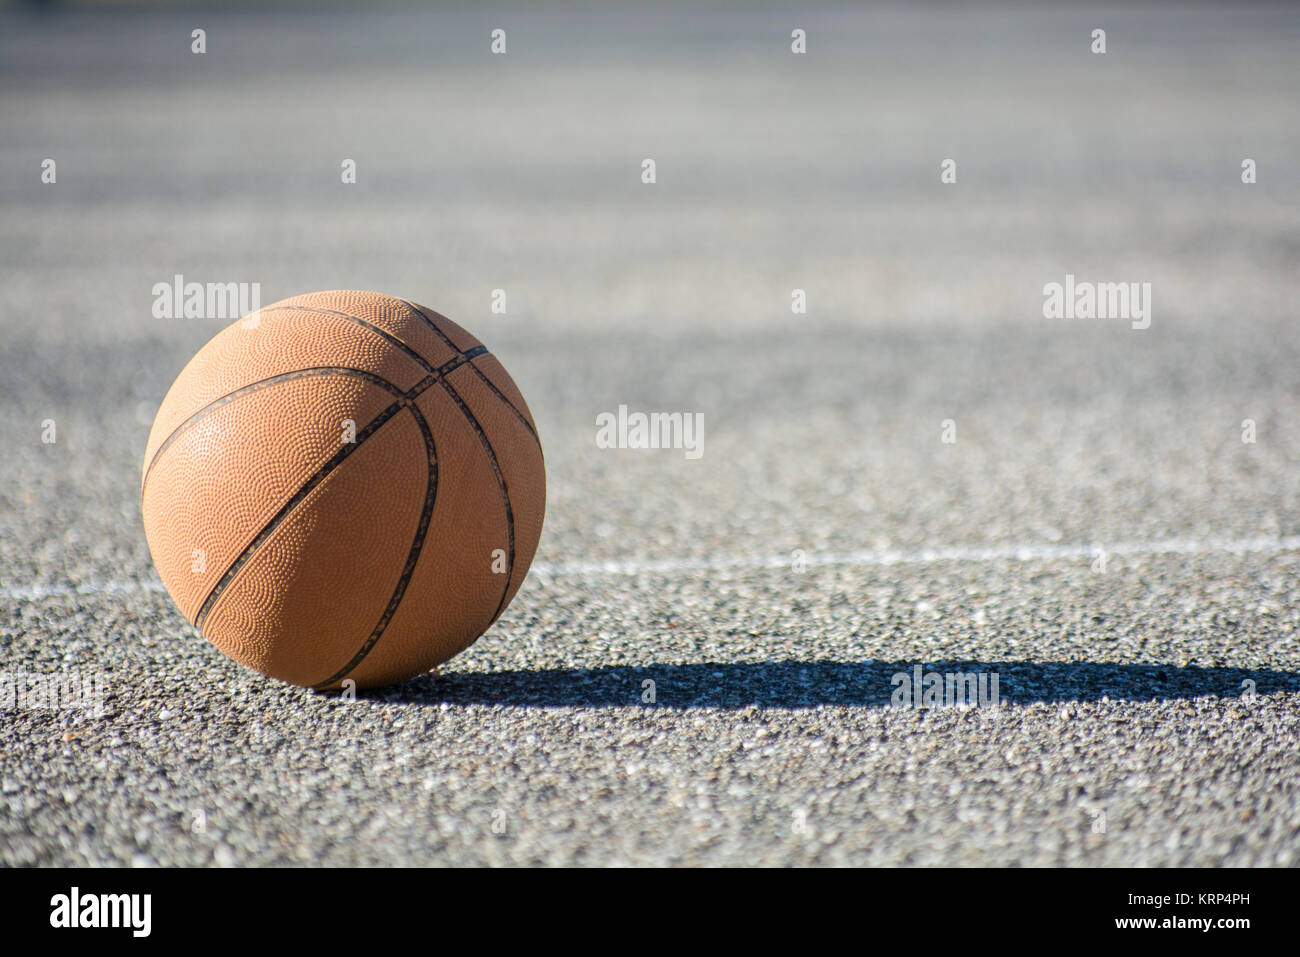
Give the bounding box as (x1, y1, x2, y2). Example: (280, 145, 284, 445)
(1, 2, 1299, 867)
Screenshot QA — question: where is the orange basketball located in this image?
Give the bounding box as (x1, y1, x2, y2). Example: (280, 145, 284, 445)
(141, 290, 545, 690)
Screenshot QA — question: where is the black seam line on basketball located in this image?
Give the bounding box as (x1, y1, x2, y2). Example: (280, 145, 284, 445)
(466, 357, 542, 450)
(396, 298, 537, 452)
(140, 367, 403, 501)
(191, 400, 405, 631)
(146, 346, 488, 501)
(311, 403, 439, 690)
(437, 376, 517, 626)
(190, 349, 485, 632)
(260, 305, 441, 375)
(399, 299, 464, 356)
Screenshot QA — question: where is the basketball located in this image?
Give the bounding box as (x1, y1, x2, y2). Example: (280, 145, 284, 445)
(140, 290, 545, 690)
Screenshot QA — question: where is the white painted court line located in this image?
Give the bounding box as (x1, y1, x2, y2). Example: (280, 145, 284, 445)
(4, 535, 1298, 601)
(530, 535, 1300, 577)
(0, 579, 168, 602)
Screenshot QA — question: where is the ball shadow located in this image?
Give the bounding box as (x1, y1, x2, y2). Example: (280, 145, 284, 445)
(369, 659, 1297, 709)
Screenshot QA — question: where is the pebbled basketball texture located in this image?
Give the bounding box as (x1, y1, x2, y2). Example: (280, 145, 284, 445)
(141, 290, 546, 690)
